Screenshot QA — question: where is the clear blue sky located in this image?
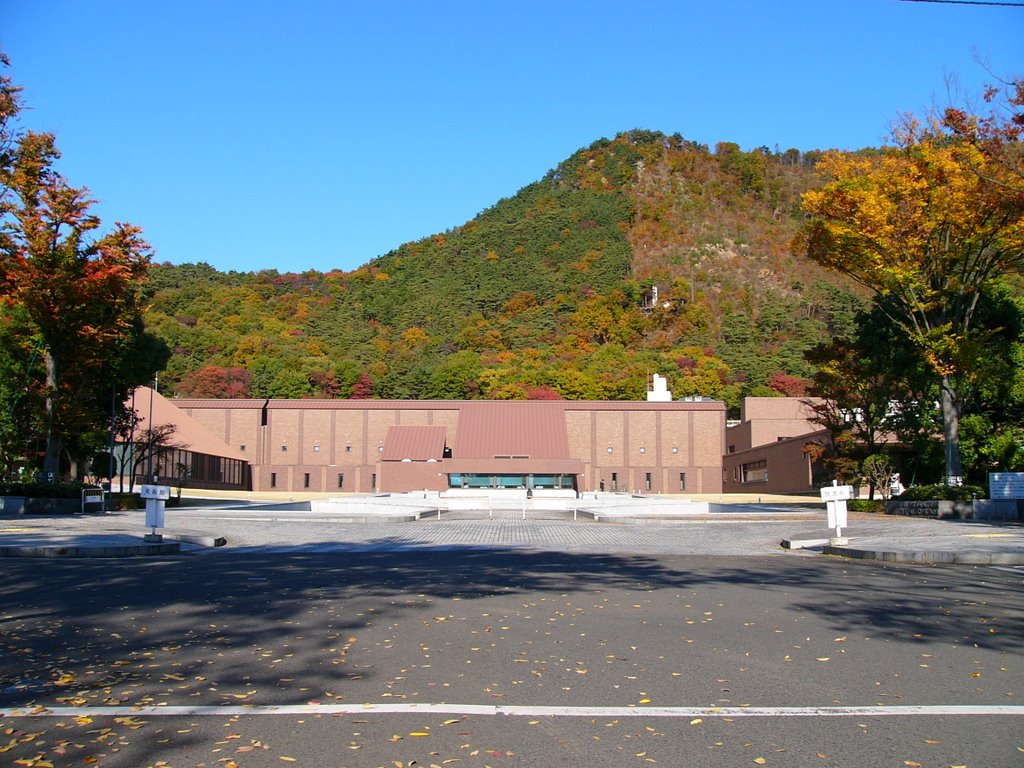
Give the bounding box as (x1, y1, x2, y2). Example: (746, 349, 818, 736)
(4, 0, 1022, 274)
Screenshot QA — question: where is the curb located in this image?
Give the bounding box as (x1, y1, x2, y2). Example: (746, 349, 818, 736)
(0, 541, 181, 558)
(165, 532, 227, 547)
(781, 536, 830, 549)
(0, 528, 226, 558)
(822, 545, 1024, 565)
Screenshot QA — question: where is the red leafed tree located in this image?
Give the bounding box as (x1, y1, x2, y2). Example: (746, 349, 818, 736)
(176, 365, 252, 398)
(767, 371, 809, 397)
(349, 372, 374, 399)
(0, 129, 153, 477)
(525, 385, 563, 400)
(943, 77, 1023, 194)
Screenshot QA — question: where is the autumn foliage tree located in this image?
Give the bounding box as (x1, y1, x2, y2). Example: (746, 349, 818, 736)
(943, 77, 1023, 195)
(176, 365, 251, 398)
(802, 106, 1024, 484)
(0, 56, 162, 478)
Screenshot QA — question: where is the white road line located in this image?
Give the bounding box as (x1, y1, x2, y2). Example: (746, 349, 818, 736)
(3, 703, 1022, 719)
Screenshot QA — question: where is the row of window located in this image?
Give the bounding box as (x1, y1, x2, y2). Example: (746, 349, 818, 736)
(447, 474, 575, 490)
(146, 448, 249, 489)
(243, 444, 361, 454)
(270, 472, 352, 489)
(598, 472, 687, 492)
(264, 471, 690, 492)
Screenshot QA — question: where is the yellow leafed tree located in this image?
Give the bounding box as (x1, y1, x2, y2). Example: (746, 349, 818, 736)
(802, 102, 1024, 484)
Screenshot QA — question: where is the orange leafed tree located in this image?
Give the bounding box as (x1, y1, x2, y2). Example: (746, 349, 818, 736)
(802, 100, 1024, 484)
(0, 129, 153, 477)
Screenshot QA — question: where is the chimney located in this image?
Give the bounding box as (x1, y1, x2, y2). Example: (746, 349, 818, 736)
(647, 373, 672, 402)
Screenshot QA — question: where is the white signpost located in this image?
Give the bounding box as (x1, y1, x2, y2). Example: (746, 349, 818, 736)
(820, 481, 853, 541)
(140, 484, 170, 542)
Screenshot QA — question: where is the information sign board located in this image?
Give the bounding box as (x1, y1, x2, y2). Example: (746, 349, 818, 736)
(989, 472, 1024, 500)
(820, 485, 854, 501)
(820, 482, 851, 538)
(140, 485, 170, 500)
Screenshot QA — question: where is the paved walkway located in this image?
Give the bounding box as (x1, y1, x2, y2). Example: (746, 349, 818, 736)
(1, 503, 1022, 563)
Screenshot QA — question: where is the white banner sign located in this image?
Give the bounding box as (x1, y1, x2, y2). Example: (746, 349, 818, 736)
(989, 473, 1024, 500)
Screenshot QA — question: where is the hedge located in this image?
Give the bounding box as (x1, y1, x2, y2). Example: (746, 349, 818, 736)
(894, 483, 984, 502)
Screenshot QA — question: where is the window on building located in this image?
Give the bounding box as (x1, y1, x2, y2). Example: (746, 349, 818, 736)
(281, 444, 287, 452)
(679, 472, 686, 491)
(728, 445, 735, 454)
(742, 459, 768, 483)
(371, 473, 377, 489)
(611, 472, 618, 492)
(345, 445, 352, 452)
(303, 473, 310, 489)
(645, 472, 652, 491)
(338, 473, 344, 489)
(240, 444, 246, 452)
(270, 472, 277, 488)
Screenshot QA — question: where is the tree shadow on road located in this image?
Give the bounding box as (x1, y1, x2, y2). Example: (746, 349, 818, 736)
(1, 543, 1020, 715)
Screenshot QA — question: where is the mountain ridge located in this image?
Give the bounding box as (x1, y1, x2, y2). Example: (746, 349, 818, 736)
(146, 130, 865, 409)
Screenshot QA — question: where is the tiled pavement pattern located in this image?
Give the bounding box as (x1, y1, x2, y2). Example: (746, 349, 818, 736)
(154, 506, 805, 555)
(3, 506, 1023, 562)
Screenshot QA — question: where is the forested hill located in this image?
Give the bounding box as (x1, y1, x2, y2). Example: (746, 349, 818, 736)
(146, 130, 865, 408)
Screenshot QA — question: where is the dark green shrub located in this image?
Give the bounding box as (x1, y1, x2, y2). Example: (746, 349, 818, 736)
(0, 481, 94, 499)
(895, 483, 984, 502)
(848, 499, 885, 513)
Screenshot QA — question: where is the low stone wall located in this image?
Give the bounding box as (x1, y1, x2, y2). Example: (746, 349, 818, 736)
(0, 496, 81, 515)
(886, 499, 1022, 521)
(0, 496, 25, 515)
(973, 499, 1023, 521)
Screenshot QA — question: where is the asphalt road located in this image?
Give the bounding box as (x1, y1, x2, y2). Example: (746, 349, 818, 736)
(2, 540, 1022, 768)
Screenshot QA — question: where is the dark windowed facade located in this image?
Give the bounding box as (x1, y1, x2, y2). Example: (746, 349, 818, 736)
(447, 473, 575, 490)
(125, 445, 250, 492)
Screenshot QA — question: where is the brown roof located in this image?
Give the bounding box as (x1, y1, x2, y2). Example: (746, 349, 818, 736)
(129, 387, 246, 461)
(453, 401, 570, 459)
(381, 425, 447, 461)
(172, 398, 725, 413)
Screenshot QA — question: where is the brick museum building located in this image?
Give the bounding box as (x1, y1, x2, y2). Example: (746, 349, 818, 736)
(130, 381, 726, 495)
